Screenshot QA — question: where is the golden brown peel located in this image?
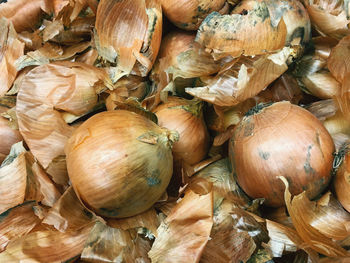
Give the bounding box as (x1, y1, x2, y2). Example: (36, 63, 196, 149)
(95, 0, 162, 82)
(195, 0, 311, 58)
(161, 0, 227, 30)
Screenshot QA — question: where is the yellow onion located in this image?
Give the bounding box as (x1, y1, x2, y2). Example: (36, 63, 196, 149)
(153, 97, 209, 165)
(95, 0, 162, 81)
(229, 101, 334, 207)
(334, 144, 350, 213)
(65, 110, 177, 218)
(196, 0, 311, 59)
(160, 0, 227, 30)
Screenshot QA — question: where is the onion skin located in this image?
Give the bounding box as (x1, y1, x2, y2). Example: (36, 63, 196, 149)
(153, 97, 209, 165)
(0, 117, 22, 163)
(65, 110, 175, 218)
(334, 151, 350, 213)
(229, 101, 334, 207)
(161, 0, 227, 30)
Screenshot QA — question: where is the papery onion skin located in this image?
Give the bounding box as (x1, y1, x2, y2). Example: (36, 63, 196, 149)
(0, 117, 22, 163)
(334, 150, 350, 213)
(153, 96, 209, 165)
(65, 110, 175, 218)
(229, 101, 334, 207)
(161, 0, 227, 30)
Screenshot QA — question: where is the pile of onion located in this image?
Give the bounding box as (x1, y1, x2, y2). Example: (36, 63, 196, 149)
(229, 101, 335, 207)
(65, 110, 177, 218)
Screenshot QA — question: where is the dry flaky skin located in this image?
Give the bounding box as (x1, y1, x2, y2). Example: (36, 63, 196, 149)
(303, 0, 350, 39)
(153, 97, 209, 165)
(15, 41, 91, 71)
(201, 200, 268, 263)
(196, 0, 311, 58)
(107, 208, 159, 237)
(0, 116, 22, 163)
(0, 201, 41, 252)
(0, 18, 24, 97)
(281, 178, 350, 258)
(42, 187, 94, 232)
(192, 158, 250, 209)
(0, 0, 42, 32)
(95, 0, 162, 82)
(65, 110, 175, 218)
(230, 101, 335, 207)
(0, 142, 27, 215)
(16, 61, 110, 170)
(0, 222, 94, 263)
(335, 152, 350, 213)
(186, 48, 292, 107)
(328, 35, 350, 83)
(148, 184, 213, 263)
(161, 0, 226, 30)
(81, 221, 151, 263)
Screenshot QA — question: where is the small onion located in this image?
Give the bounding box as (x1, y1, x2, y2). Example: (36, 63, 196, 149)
(65, 110, 177, 218)
(334, 145, 350, 213)
(229, 101, 334, 207)
(153, 96, 209, 165)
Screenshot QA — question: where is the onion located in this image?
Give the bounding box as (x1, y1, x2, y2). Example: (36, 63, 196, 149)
(334, 144, 350, 213)
(229, 101, 334, 207)
(153, 96, 209, 165)
(160, 0, 227, 30)
(65, 110, 177, 218)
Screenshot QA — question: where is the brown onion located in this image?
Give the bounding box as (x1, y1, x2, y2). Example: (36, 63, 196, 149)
(229, 101, 334, 207)
(65, 110, 177, 218)
(334, 144, 350, 213)
(153, 96, 209, 165)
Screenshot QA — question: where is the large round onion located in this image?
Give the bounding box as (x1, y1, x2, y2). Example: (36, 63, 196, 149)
(229, 101, 334, 207)
(65, 110, 176, 218)
(153, 96, 209, 165)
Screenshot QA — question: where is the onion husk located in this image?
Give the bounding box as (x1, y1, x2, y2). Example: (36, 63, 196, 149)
(65, 110, 177, 218)
(186, 47, 293, 107)
(0, 115, 22, 163)
(230, 101, 335, 207)
(334, 145, 350, 213)
(195, 0, 311, 59)
(328, 35, 350, 83)
(0, 0, 43, 32)
(0, 201, 41, 252)
(302, 0, 350, 39)
(161, 0, 227, 30)
(148, 179, 213, 263)
(95, 0, 162, 81)
(192, 158, 250, 210)
(153, 96, 209, 165)
(16, 61, 111, 170)
(81, 221, 152, 262)
(281, 177, 350, 258)
(0, 18, 24, 97)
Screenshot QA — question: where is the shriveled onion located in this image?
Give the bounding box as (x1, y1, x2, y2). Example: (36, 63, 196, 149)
(153, 96, 209, 165)
(334, 144, 350, 213)
(229, 101, 334, 207)
(161, 0, 227, 30)
(65, 110, 177, 218)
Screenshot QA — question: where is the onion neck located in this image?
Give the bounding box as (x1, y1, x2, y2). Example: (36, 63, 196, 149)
(332, 142, 350, 175)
